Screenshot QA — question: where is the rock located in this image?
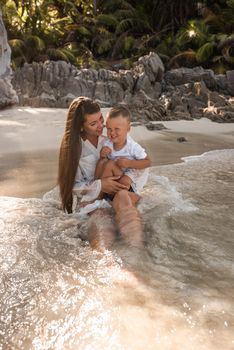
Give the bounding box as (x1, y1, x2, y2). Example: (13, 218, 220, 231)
(145, 122, 167, 130)
(12, 52, 165, 118)
(209, 91, 230, 107)
(215, 74, 227, 92)
(208, 111, 234, 123)
(226, 71, 234, 96)
(124, 90, 166, 122)
(0, 11, 18, 108)
(164, 67, 217, 90)
(135, 73, 161, 98)
(10, 49, 234, 123)
(131, 121, 142, 126)
(137, 51, 164, 83)
(177, 137, 188, 142)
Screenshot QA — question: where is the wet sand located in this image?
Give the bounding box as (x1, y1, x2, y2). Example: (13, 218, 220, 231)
(0, 107, 234, 197)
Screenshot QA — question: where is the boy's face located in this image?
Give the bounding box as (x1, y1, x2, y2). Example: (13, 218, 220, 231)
(106, 115, 130, 146)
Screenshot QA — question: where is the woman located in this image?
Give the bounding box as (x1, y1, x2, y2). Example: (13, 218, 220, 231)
(58, 96, 145, 250)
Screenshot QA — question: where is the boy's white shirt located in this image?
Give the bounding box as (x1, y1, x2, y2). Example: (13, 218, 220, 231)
(103, 135, 149, 192)
(103, 135, 147, 161)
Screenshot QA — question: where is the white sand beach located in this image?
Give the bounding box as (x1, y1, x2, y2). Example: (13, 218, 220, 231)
(0, 107, 234, 197)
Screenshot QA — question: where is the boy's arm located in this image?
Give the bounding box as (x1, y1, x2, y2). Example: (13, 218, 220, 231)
(115, 156, 151, 169)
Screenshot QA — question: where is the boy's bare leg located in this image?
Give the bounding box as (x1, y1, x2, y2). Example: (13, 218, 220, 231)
(101, 160, 123, 178)
(94, 160, 122, 200)
(95, 158, 109, 179)
(101, 161, 141, 204)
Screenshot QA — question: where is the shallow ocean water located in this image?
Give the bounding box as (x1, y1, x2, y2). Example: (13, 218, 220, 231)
(0, 149, 234, 350)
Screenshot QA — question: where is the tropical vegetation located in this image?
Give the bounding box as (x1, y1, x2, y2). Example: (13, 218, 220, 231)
(0, 0, 233, 73)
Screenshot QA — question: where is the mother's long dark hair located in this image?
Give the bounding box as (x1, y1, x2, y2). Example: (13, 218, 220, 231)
(58, 97, 100, 213)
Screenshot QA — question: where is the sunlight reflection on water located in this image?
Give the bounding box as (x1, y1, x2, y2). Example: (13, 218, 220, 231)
(0, 149, 234, 349)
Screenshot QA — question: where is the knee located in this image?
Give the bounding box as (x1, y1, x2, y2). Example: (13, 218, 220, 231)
(112, 189, 132, 211)
(98, 158, 108, 166)
(104, 159, 115, 170)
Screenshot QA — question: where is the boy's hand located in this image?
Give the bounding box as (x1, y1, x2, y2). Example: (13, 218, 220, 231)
(115, 157, 130, 168)
(100, 146, 112, 158)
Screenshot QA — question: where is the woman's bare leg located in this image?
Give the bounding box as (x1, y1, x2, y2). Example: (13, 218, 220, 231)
(112, 190, 144, 247)
(87, 208, 116, 252)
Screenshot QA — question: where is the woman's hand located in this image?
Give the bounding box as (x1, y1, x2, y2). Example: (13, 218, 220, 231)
(101, 176, 128, 194)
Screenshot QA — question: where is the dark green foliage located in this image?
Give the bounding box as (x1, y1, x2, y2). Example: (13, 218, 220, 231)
(1, 0, 233, 72)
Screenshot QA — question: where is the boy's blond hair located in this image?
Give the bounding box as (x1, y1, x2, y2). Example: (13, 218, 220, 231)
(107, 105, 131, 122)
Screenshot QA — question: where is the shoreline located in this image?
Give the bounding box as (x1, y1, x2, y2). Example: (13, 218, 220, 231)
(1, 132, 233, 198)
(0, 107, 234, 197)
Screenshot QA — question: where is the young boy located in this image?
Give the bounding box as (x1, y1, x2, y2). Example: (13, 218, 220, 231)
(95, 105, 151, 203)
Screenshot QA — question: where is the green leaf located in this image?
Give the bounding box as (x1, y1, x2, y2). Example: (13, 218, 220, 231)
(8, 39, 25, 52)
(227, 0, 234, 9)
(123, 36, 135, 53)
(77, 26, 92, 36)
(25, 36, 45, 51)
(46, 48, 70, 62)
(196, 42, 215, 63)
(96, 14, 118, 30)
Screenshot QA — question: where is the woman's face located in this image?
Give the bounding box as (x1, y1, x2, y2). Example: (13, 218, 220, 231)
(83, 111, 104, 138)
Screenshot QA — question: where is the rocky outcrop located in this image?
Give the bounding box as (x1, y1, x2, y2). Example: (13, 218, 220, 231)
(12, 52, 166, 121)
(164, 66, 234, 96)
(0, 11, 18, 108)
(161, 70, 234, 122)
(12, 51, 234, 122)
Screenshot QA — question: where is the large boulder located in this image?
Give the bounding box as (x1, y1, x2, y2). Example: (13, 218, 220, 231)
(0, 10, 18, 108)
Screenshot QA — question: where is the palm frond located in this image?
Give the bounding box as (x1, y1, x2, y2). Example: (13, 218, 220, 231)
(100, 0, 134, 13)
(227, 0, 234, 9)
(114, 9, 136, 20)
(77, 26, 92, 36)
(196, 42, 215, 63)
(123, 36, 135, 54)
(25, 35, 45, 51)
(115, 18, 134, 35)
(46, 48, 70, 62)
(222, 45, 234, 64)
(97, 38, 114, 55)
(96, 14, 118, 30)
(8, 39, 25, 53)
(169, 50, 197, 68)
